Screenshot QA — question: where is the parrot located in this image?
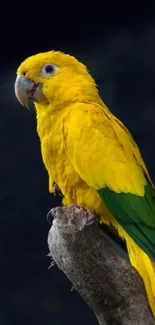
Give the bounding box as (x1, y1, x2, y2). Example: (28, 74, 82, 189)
(14, 50, 155, 316)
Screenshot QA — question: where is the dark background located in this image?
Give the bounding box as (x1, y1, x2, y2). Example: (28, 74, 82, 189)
(1, 4, 155, 324)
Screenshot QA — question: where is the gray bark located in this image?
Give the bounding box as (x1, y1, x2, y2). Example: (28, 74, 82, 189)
(47, 205, 155, 325)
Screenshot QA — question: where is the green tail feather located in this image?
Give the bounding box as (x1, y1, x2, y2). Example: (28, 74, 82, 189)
(98, 183, 155, 261)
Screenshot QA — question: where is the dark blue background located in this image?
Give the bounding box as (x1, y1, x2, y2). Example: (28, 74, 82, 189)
(1, 4, 155, 324)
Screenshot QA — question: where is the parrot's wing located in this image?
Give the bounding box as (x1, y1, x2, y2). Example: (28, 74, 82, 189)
(64, 102, 155, 261)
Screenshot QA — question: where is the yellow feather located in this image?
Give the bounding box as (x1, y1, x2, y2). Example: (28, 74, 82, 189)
(126, 232, 155, 315)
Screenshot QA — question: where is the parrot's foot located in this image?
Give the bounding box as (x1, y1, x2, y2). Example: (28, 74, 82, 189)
(53, 182, 64, 197)
(60, 204, 96, 226)
(46, 204, 96, 229)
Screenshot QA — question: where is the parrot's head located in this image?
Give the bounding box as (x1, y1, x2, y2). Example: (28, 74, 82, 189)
(15, 51, 99, 110)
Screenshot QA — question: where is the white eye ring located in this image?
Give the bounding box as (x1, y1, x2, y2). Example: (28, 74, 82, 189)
(40, 64, 58, 77)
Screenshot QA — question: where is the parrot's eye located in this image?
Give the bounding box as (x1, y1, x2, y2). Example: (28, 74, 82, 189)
(41, 64, 58, 77)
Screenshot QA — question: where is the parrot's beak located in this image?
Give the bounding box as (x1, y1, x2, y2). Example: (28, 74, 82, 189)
(14, 74, 44, 109)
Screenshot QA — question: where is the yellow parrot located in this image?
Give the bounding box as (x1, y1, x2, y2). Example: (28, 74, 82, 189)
(15, 51, 155, 316)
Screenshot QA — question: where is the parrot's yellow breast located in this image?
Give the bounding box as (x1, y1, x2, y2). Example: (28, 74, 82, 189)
(36, 104, 114, 224)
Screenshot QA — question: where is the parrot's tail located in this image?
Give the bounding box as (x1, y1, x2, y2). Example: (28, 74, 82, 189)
(126, 235, 155, 316)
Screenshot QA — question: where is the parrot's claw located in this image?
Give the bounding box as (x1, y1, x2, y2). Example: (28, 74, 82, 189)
(84, 209, 96, 226)
(47, 209, 55, 224)
(53, 182, 64, 197)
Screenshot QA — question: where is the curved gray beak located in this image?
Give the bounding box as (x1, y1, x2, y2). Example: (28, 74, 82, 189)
(14, 75, 44, 109)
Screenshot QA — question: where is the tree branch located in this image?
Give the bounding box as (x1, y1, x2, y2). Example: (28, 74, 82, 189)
(47, 205, 155, 325)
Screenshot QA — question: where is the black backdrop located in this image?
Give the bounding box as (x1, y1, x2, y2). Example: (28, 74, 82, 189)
(1, 4, 155, 324)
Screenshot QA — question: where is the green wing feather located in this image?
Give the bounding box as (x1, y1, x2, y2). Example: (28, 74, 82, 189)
(98, 183, 155, 261)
